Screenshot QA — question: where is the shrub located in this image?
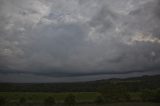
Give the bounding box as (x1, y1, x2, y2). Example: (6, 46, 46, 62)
(44, 96, 55, 106)
(19, 97, 26, 104)
(94, 95, 105, 104)
(64, 94, 76, 106)
(124, 93, 131, 102)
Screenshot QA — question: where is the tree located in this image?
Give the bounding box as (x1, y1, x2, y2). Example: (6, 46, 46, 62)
(44, 96, 56, 106)
(64, 94, 76, 106)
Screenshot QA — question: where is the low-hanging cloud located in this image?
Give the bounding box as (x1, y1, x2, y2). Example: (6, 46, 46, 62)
(0, 0, 160, 82)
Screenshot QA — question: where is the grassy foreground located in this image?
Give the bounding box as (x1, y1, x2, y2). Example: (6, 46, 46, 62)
(0, 92, 98, 103)
(79, 103, 160, 106)
(0, 102, 160, 106)
(0, 92, 160, 106)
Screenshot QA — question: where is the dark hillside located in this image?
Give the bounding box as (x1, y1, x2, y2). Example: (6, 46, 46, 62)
(0, 75, 160, 92)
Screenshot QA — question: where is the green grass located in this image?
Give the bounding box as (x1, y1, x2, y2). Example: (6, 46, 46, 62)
(77, 103, 160, 106)
(1, 102, 160, 106)
(0, 92, 160, 106)
(0, 92, 99, 102)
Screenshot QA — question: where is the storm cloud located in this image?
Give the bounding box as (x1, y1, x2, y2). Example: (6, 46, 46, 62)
(0, 0, 160, 82)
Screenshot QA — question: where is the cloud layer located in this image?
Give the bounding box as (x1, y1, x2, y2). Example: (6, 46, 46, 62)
(0, 0, 160, 82)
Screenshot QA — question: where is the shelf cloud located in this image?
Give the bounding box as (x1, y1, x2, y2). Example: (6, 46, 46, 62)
(0, 0, 160, 82)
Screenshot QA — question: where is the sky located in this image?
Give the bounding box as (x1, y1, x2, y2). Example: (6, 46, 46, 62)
(0, 0, 160, 82)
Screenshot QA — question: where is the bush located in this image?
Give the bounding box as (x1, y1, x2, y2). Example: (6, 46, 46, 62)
(124, 93, 131, 102)
(19, 97, 26, 104)
(44, 96, 55, 106)
(94, 95, 105, 104)
(64, 94, 76, 106)
(0, 96, 6, 106)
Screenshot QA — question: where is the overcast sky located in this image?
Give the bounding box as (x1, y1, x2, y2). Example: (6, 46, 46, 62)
(0, 0, 160, 82)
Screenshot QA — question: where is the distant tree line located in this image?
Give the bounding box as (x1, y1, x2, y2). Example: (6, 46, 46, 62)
(0, 75, 160, 93)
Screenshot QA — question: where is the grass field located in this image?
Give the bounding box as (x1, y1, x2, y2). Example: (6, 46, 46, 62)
(78, 103, 160, 106)
(0, 92, 160, 106)
(0, 102, 160, 106)
(0, 92, 98, 103)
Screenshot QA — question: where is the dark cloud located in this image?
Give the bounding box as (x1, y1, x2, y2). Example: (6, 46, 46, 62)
(0, 0, 160, 82)
(89, 6, 117, 32)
